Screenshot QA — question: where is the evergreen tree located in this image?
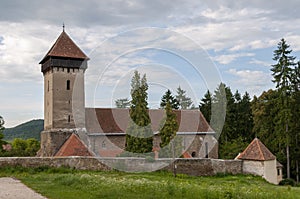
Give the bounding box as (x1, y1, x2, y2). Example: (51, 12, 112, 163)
(115, 98, 130, 108)
(175, 86, 193, 109)
(159, 102, 181, 158)
(239, 92, 254, 141)
(125, 71, 153, 153)
(199, 90, 212, 123)
(160, 89, 179, 109)
(271, 38, 296, 178)
(159, 102, 179, 147)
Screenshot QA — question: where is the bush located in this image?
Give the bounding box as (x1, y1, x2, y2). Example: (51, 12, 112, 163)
(279, 178, 296, 186)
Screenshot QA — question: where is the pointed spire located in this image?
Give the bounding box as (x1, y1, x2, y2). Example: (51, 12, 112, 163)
(62, 23, 65, 32)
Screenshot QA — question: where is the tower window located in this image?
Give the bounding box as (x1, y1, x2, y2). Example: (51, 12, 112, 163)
(47, 80, 49, 92)
(66, 80, 70, 90)
(68, 115, 71, 123)
(67, 68, 70, 73)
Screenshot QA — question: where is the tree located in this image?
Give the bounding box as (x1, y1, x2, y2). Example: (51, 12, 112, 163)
(115, 98, 130, 108)
(160, 102, 179, 148)
(0, 116, 6, 151)
(175, 86, 193, 109)
(160, 89, 179, 109)
(271, 38, 296, 179)
(159, 102, 181, 158)
(199, 90, 212, 123)
(125, 71, 153, 153)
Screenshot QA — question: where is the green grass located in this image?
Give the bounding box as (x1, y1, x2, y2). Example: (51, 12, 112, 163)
(0, 166, 299, 199)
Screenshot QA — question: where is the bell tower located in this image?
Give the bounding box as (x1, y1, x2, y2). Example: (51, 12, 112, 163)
(38, 28, 89, 156)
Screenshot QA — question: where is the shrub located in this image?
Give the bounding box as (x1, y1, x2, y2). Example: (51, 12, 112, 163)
(279, 178, 296, 186)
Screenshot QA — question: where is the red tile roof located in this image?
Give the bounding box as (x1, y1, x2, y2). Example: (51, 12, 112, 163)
(55, 134, 93, 157)
(85, 108, 213, 133)
(236, 138, 276, 161)
(40, 31, 88, 64)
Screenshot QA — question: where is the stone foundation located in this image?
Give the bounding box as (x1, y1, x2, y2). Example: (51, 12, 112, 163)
(38, 129, 74, 156)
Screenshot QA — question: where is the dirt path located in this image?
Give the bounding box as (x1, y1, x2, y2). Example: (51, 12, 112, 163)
(0, 177, 47, 199)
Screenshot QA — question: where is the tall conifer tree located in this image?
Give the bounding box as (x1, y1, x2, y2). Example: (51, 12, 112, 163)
(125, 71, 153, 153)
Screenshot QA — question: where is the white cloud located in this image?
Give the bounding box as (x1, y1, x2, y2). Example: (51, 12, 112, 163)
(213, 53, 254, 65)
(227, 68, 272, 96)
(249, 59, 272, 67)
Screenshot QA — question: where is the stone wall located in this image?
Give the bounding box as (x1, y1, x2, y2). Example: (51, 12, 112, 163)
(0, 157, 242, 176)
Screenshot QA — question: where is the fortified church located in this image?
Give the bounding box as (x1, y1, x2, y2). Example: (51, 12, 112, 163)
(33, 28, 285, 185)
(37, 29, 219, 158)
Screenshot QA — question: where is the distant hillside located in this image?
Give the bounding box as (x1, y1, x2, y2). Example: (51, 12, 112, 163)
(3, 119, 44, 141)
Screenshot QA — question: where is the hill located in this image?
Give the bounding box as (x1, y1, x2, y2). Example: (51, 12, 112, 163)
(3, 119, 44, 141)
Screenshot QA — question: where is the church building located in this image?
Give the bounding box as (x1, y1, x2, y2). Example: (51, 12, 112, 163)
(38, 29, 218, 159)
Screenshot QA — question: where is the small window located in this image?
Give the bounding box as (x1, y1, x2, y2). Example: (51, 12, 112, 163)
(68, 115, 71, 123)
(191, 151, 196, 157)
(67, 68, 70, 73)
(205, 142, 208, 158)
(66, 80, 70, 90)
(47, 80, 49, 92)
(277, 169, 281, 176)
(102, 141, 106, 149)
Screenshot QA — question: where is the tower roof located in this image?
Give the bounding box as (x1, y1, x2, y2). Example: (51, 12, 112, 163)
(236, 138, 276, 161)
(39, 30, 88, 64)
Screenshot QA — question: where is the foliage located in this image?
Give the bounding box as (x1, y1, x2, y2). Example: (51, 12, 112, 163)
(279, 178, 297, 187)
(159, 102, 178, 148)
(115, 98, 130, 108)
(0, 167, 300, 199)
(0, 138, 40, 157)
(125, 71, 153, 153)
(199, 90, 212, 123)
(175, 86, 193, 109)
(3, 119, 44, 141)
(270, 38, 299, 179)
(204, 83, 253, 159)
(0, 116, 7, 152)
(160, 89, 179, 109)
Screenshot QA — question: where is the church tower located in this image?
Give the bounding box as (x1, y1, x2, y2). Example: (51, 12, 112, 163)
(38, 28, 89, 156)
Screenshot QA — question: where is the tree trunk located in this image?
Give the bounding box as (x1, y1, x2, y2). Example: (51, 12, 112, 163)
(297, 160, 299, 183)
(286, 123, 290, 179)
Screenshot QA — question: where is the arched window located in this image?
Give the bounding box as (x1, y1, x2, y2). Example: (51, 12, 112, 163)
(66, 80, 70, 90)
(191, 151, 196, 157)
(205, 142, 208, 158)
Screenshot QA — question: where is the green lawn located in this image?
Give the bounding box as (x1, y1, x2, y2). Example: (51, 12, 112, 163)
(0, 166, 299, 199)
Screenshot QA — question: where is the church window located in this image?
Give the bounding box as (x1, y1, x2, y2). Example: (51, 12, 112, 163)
(205, 142, 208, 158)
(68, 115, 71, 123)
(67, 68, 70, 73)
(191, 151, 196, 157)
(67, 80, 70, 90)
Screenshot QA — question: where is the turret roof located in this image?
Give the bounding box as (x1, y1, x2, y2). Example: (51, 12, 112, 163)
(236, 138, 276, 161)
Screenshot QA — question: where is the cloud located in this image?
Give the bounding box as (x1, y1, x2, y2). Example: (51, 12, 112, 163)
(249, 59, 272, 67)
(227, 68, 272, 96)
(213, 53, 254, 65)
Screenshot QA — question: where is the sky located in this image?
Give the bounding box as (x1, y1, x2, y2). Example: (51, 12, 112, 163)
(1, 0, 300, 128)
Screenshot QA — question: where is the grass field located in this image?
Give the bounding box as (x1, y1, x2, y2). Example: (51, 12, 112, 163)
(0, 166, 299, 199)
